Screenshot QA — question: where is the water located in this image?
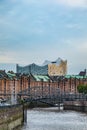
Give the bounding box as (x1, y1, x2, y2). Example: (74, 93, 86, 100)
(21, 107, 87, 130)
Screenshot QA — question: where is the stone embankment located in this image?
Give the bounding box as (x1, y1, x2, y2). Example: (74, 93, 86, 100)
(0, 104, 25, 130)
(64, 101, 87, 112)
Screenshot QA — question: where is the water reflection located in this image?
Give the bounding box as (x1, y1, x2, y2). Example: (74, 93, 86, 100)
(21, 107, 87, 130)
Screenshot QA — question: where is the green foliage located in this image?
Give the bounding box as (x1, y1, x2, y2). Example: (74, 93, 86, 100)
(77, 84, 87, 94)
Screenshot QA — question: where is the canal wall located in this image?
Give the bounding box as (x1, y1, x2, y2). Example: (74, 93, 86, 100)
(0, 104, 24, 130)
(64, 101, 87, 112)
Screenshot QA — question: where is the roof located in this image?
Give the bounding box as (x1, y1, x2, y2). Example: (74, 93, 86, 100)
(65, 75, 87, 79)
(7, 72, 16, 80)
(42, 58, 65, 66)
(0, 70, 8, 79)
(33, 75, 50, 82)
(49, 76, 64, 81)
(79, 71, 86, 76)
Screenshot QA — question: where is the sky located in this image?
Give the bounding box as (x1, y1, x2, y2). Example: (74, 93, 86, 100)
(0, 0, 87, 74)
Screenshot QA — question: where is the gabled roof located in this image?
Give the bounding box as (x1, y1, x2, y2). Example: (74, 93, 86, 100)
(49, 76, 64, 81)
(32, 75, 50, 82)
(7, 72, 16, 80)
(0, 70, 8, 79)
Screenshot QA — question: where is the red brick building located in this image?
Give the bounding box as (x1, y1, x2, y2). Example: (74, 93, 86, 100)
(0, 71, 87, 100)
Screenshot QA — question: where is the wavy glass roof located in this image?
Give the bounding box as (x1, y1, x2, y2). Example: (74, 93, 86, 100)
(17, 63, 48, 75)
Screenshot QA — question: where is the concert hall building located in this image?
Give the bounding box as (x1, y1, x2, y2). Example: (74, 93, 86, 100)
(16, 58, 67, 76)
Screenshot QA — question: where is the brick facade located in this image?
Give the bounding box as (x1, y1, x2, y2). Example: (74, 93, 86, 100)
(0, 76, 87, 99)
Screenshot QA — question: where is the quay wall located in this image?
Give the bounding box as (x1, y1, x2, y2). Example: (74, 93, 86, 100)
(64, 101, 87, 112)
(0, 105, 24, 130)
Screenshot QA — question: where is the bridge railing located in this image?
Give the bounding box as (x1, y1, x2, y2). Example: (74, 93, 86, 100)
(17, 85, 87, 102)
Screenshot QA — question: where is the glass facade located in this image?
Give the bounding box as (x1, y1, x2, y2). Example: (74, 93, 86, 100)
(16, 63, 48, 75)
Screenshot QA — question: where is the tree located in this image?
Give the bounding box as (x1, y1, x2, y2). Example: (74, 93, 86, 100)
(77, 84, 87, 94)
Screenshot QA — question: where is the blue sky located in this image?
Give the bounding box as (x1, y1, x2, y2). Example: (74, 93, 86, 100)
(0, 0, 87, 74)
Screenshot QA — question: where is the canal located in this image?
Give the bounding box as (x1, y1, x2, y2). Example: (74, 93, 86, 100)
(21, 107, 87, 130)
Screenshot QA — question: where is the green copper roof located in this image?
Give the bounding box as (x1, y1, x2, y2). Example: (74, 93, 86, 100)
(33, 75, 50, 82)
(7, 73, 16, 79)
(65, 75, 87, 79)
(65, 75, 71, 79)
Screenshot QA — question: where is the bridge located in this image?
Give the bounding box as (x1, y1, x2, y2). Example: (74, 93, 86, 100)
(17, 85, 87, 107)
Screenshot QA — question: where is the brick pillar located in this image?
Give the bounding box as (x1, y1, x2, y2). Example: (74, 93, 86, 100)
(64, 79, 66, 92)
(20, 76, 22, 92)
(69, 77, 72, 92)
(74, 77, 77, 93)
(4, 78, 6, 98)
(28, 76, 30, 94)
(41, 79, 43, 97)
(49, 80, 50, 96)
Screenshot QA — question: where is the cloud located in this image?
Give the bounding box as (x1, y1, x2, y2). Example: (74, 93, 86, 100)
(0, 55, 13, 63)
(9, 0, 87, 8)
(0, 0, 87, 74)
(53, 0, 87, 8)
(63, 39, 87, 73)
(66, 23, 81, 29)
(77, 42, 87, 58)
